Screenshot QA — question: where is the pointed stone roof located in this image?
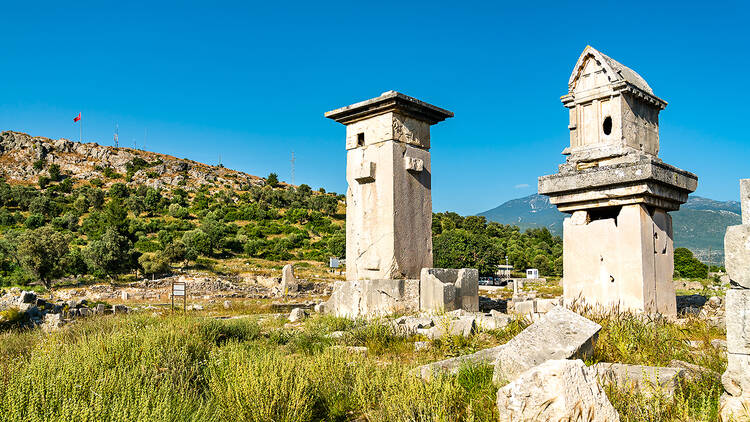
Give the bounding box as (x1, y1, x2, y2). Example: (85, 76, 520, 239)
(569, 46, 653, 95)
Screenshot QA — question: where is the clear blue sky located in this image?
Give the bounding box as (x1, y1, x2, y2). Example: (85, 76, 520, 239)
(1, 1, 748, 215)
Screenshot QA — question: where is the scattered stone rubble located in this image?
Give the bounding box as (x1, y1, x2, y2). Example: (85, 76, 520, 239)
(0, 288, 130, 331)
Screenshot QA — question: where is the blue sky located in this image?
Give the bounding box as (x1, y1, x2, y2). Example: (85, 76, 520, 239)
(1, 1, 748, 215)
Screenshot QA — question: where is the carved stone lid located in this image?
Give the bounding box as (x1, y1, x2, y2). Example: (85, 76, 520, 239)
(566, 46, 667, 109)
(325, 91, 454, 125)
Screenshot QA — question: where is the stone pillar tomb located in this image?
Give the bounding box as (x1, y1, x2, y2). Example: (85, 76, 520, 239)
(323, 91, 480, 317)
(538, 46, 698, 315)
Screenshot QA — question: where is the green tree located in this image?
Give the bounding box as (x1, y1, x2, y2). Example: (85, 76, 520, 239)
(674, 247, 708, 279)
(84, 227, 135, 278)
(48, 164, 61, 182)
(433, 229, 500, 276)
(266, 173, 279, 187)
(138, 252, 170, 277)
(15, 225, 70, 288)
(182, 230, 212, 261)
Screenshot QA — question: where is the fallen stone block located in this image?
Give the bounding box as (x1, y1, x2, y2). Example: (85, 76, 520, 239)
(475, 314, 510, 331)
(592, 363, 686, 397)
(419, 268, 479, 312)
(492, 306, 601, 385)
(113, 304, 129, 314)
(496, 359, 620, 422)
(513, 300, 535, 315)
(289, 307, 307, 322)
(536, 298, 561, 313)
(19, 291, 37, 305)
(395, 316, 434, 333)
(720, 393, 750, 421)
(668, 359, 720, 381)
(424, 316, 475, 339)
(416, 344, 507, 381)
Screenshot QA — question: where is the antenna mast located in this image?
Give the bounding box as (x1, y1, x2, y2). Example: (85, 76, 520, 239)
(290, 151, 296, 186)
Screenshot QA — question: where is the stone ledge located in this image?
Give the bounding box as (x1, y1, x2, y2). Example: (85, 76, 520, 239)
(538, 156, 697, 212)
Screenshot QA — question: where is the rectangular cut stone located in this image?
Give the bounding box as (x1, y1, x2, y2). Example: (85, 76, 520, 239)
(723, 352, 750, 397)
(725, 225, 750, 289)
(592, 363, 685, 397)
(419, 268, 479, 312)
(324, 279, 419, 318)
(562, 204, 676, 315)
(538, 157, 698, 212)
(742, 179, 749, 225)
(726, 289, 750, 355)
(492, 307, 601, 385)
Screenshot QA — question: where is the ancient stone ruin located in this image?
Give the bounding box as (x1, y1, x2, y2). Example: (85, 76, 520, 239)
(539, 46, 698, 315)
(720, 178, 750, 419)
(323, 91, 479, 317)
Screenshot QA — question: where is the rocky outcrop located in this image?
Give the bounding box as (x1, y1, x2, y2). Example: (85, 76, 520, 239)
(0, 130, 265, 191)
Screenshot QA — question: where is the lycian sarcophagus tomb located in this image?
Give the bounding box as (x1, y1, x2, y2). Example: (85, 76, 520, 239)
(538, 46, 698, 315)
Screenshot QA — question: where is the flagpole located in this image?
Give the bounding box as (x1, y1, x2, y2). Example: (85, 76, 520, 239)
(79, 113, 82, 143)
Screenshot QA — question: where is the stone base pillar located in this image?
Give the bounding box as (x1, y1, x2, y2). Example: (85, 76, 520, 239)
(562, 204, 676, 315)
(721, 288, 750, 420)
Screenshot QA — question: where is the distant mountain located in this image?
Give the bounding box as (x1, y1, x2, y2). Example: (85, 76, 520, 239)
(478, 194, 741, 264)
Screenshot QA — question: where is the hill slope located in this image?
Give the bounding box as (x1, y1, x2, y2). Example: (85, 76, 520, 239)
(0, 131, 265, 191)
(478, 194, 740, 264)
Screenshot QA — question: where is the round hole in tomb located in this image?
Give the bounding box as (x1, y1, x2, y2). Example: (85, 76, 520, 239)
(602, 116, 612, 135)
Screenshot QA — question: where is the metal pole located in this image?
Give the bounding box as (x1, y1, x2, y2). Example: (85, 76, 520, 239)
(171, 281, 174, 313)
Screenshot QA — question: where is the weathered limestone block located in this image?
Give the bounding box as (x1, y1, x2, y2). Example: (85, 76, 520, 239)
(422, 316, 476, 339)
(720, 394, 750, 421)
(417, 344, 507, 381)
(562, 203, 677, 315)
(281, 264, 299, 294)
(419, 268, 479, 312)
(324, 279, 419, 318)
(496, 359, 620, 422)
(723, 289, 750, 402)
(742, 179, 749, 225)
(726, 225, 750, 289)
(726, 289, 750, 355)
(492, 307, 601, 385)
(722, 353, 750, 397)
(289, 308, 307, 322)
(539, 157, 698, 212)
(592, 363, 686, 397)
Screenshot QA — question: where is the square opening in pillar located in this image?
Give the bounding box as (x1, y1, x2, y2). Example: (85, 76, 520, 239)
(357, 133, 365, 147)
(588, 206, 622, 225)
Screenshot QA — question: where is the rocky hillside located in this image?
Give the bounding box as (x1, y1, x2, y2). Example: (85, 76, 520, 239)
(0, 131, 266, 191)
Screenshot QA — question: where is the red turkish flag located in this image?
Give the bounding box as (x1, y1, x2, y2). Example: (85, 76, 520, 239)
(73, 113, 81, 123)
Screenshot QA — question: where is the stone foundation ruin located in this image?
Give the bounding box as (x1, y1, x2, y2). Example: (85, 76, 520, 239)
(539, 46, 697, 315)
(323, 91, 479, 317)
